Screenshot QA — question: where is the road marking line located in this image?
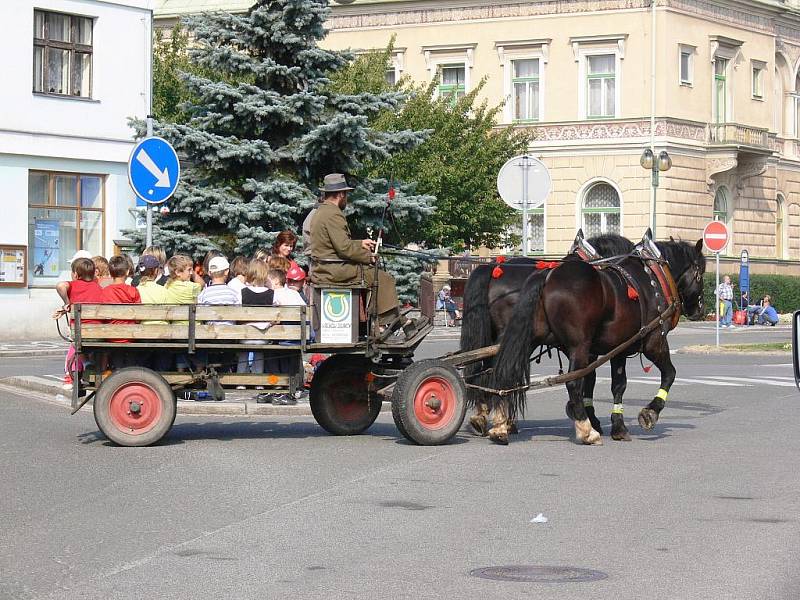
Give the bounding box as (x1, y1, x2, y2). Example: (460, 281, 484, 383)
(696, 376, 795, 387)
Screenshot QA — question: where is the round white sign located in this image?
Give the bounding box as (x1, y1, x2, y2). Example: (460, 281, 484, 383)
(497, 155, 551, 212)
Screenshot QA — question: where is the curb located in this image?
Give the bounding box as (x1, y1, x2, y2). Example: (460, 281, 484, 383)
(0, 349, 69, 358)
(0, 376, 391, 417)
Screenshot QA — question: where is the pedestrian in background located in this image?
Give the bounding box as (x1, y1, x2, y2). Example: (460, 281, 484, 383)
(716, 274, 735, 328)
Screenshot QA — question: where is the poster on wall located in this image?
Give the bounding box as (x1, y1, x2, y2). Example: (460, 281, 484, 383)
(0, 245, 27, 287)
(33, 219, 60, 277)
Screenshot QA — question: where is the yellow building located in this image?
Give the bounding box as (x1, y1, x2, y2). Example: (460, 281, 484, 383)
(155, 0, 800, 273)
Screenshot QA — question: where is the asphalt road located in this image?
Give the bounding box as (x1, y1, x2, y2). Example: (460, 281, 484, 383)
(2, 324, 799, 599)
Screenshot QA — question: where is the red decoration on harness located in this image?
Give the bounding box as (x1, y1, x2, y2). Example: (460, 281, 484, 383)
(495, 255, 506, 264)
(491, 266, 504, 279)
(642, 364, 653, 373)
(535, 261, 559, 270)
(627, 286, 639, 300)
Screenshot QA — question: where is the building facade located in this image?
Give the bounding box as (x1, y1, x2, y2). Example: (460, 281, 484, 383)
(156, 0, 800, 275)
(0, 0, 152, 338)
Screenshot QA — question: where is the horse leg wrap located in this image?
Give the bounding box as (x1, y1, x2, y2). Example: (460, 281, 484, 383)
(611, 403, 624, 414)
(655, 388, 668, 401)
(583, 398, 594, 408)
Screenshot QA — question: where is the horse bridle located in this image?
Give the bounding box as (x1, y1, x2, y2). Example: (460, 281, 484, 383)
(674, 262, 704, 312)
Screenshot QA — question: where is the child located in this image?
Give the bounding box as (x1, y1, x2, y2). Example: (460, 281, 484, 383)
(132, 246, 168, 287)
(93, 256, 113, 288)
(227, 256, 249, 303)
(54, 257, 104, 389)
(237, 259, 274, 379)
(267, 255, 291, 278)
(165, 254, 204, 304)
(197, 256, 239, 372)
(136, 255, 172, 370)
(266, 268, 305, 406)
(165, 254, 204, 371)
(100, 255, 142, 366)
(268, 269, 306, 307)
(197, 256, 240, 322)
(286, 264, 308, 304)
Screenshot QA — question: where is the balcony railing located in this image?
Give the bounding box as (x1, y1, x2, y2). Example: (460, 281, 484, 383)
(709, 123, 769, 148)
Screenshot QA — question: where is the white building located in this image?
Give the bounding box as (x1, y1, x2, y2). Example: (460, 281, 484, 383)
(0, 0, 152, 339)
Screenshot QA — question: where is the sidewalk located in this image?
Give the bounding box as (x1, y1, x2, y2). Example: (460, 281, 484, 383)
(0, 375, 391, 417)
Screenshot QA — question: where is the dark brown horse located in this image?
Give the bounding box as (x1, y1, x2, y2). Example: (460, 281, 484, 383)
(460, 234, 635, 436)
(486, 238, 706, 445)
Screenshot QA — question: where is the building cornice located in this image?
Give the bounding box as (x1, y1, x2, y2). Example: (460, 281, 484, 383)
(327, 0, 800, 39)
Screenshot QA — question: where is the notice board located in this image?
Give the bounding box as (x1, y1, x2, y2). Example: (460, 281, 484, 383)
(0, 245, 27, 287)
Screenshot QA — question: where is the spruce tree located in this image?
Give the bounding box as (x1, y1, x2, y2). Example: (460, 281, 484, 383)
(134, 0, 429, 260)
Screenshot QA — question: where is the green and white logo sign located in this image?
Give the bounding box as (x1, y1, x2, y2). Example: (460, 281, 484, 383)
(320, 289, 353, 343)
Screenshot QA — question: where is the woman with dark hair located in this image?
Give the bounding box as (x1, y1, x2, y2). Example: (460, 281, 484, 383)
(271, 230, 300, 271)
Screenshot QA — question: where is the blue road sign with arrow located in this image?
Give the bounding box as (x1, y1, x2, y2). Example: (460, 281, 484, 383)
(128, 137, 180, 205)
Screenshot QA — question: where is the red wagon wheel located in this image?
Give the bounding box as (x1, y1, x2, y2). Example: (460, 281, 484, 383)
(94, 368, 176, 447)
(310, 355, 382, 436)
(392, 360, 466, 445)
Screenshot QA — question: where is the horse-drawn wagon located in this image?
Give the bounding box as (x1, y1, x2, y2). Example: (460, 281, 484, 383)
(63, 283, 470, 447)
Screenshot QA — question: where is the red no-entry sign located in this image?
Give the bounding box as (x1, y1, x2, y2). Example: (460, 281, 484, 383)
(703, 220, 730, 253)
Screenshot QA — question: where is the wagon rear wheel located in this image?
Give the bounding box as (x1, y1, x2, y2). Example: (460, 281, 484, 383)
(391, 360, 466, 446)
(310, 355, 382, 436)
(94, 367, 176, 447)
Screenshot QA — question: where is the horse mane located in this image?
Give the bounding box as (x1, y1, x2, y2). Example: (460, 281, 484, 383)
(587, 234, 635, 257)
(655, 239, 706, 277)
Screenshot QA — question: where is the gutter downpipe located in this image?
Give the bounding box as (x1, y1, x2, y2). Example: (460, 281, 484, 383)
(650, 0, 657, 238)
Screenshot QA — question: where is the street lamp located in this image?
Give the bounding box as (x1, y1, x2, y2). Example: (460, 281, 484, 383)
(640, 148, 672, 237)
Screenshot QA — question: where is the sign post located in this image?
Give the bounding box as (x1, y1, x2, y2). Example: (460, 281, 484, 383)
(128, 119, 180, 248)
(497, 155, 551, 256)
(703, 220, 731, 347)
(739, 249, 749, 311)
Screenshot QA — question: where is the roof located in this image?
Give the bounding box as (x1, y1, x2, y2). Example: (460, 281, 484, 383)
(153, 0, 400, 18)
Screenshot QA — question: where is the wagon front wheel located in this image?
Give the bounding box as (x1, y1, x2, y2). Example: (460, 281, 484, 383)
(391, 360, 466, 445)
(94, 367, 176, 447)
(310, 355, 381, 436)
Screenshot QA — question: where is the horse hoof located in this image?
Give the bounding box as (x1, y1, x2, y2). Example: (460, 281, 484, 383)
(468, 416, 488, 437)
(589, 418, 603, 436)
(585, 429, 603, 445)
(489, 431, 509, 445)
(508, 422, 519, 435)
(638, 408, 658, 431)
(611, 430, 632, 442)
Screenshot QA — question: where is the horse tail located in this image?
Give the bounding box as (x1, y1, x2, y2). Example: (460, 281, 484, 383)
(460, 265, 494, 408)
(491, 270, 549, 421)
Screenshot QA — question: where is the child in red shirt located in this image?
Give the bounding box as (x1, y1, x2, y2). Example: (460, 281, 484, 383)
(101, 256, 141, 358)
(54, 257, 104, 388)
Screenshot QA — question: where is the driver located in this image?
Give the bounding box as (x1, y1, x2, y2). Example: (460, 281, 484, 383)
(309, 173, 424, 339)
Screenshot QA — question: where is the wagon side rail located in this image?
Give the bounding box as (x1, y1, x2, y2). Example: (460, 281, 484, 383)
(73, 304, 309, 351)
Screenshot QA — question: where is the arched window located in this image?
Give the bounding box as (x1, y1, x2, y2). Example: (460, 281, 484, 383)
(713, 187, 729, 224)
(777, 194, 788, 259)
(582, 182, 620, 236)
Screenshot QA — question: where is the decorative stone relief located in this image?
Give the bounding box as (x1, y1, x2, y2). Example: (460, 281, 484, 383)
(529, 118, 706, 143)
(706, 156, 738, 188)
(735, 157, 769, 192)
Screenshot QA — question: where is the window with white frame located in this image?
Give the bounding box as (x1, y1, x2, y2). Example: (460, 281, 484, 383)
(586, 55, 616, 118)
(752, 61, 765, 100)
(679, 44, 695, 85)
(710, 37, 742, 125)
(528, 208, 545, 253)
(572, 35, 625, 119)
(438, 64, 466, 104)
(33, 9, 93, 98)
(424, 44, 475, 106)
(511, 59, 540, 122)
(582, 182, 620, 236)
